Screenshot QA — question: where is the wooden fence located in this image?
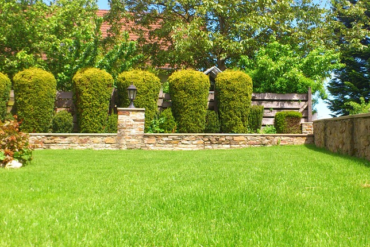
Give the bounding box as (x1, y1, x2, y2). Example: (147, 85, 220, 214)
(7, 88, 312, 126)
(158, 89, 312, 125)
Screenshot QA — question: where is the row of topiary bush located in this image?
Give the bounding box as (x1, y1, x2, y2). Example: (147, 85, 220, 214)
(1, 67, 302, 134)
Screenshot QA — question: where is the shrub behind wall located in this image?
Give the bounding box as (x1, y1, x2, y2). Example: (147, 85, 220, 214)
(116, 70, 161, 132)
(248, 105, 264, 133)
(168, 70, 209, 133)
(274, 111, 302, 134)
(73, 68, 113, 133)
(13, 68, 56, 132)
(0, 72, 11, 121)
(215, 70, 253, 133)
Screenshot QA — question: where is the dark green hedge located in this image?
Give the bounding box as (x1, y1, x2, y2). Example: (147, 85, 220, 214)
(159, 108, 177, 133)
(248, 105, 264, 133)
(205, 110, 220, 133)
(73, 68, 113, 133)
(116, 70, 161, 132)
(274, 111, 302, 134)
(168, 70, 209, 133)
(13, 68, 56, 132)
(215, 70, 253, 133)
(52, 110, 73, 133)
(0, 72, 11, 121)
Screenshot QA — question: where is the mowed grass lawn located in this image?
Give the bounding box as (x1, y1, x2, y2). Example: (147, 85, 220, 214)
(1, 145, 370, 246)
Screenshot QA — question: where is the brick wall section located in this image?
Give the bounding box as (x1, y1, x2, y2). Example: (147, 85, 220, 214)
(117, 108, 145, 149)
(314, 113, 370, 161)
(142, 134, 313, 150)
(301, 122, 313, 134)
(29, 133, 118, 150)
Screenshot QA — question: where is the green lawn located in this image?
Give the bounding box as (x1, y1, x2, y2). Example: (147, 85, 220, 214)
(1, 145, 370, 246)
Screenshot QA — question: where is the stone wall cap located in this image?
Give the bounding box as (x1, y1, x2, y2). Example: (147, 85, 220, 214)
(314, 112, 370, 122)
(29, 133, 118, 136)
(117, 108, 145, 112)
(144, 133, 313, 137)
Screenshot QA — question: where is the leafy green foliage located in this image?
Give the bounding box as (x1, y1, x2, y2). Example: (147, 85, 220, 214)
(0, 0, 141, 90)
(215, 70, 253, 133)
(159, 108, 177, 133)
(260, 125, 277, 134)
(116, 70, 161, 132)
(240, 40, 342, 96)
(0, 72, 11, 121)
(248, 105, 264, 133)
(204, 110, 220, 133)
(345, 97, 370, 115)
(13, 68, 56, 133)
(105, 114, 118, 133)
(168, 70, 209, 133)
(52, 111, 73, 133)
(0, 117, 32, 167)
(72, 68, 113, 133)
(124, 0, 331, 70)
(327, 0, 370, 116)
(274, 111, 302, 134)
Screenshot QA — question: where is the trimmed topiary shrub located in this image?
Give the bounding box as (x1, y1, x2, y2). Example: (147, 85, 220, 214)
(168, 70, 209, 133)
(205, 110, 220, 133)
(116, 70, 161, 132)
(52, 110, 73, 133)
(0, 72, 11, 121)
(159, 108, 177, 133)
(215, 70, 253, 133)
(274, 111, 302, 134)
(248, 105, 264, 133)
(13, 68, 56, 132)
(73, 68, 113, 133)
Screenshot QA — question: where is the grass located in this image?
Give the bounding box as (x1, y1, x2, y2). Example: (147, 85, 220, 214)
(1, 145, 370, 246)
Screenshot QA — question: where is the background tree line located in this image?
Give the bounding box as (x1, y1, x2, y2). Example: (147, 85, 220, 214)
(0, 0, 369, 115)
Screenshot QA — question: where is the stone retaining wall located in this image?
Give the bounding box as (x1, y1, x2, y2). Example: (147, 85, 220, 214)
(29, 133, 313, 150)
(314, 113, 370, 161)
(28, 108, 314, 151)
(30, 133, 118, 150)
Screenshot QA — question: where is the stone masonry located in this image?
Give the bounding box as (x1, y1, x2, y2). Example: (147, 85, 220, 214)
(301, 122, 313, 135)
(117, 108, 145, 149)
(314, 113, 370, 161)
(29, 108, 315, 150)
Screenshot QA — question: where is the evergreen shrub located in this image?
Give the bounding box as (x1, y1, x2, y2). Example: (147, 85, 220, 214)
(116, 70, 161, 132)
(0, 72, 11, 121)
(248, 105, 264, 133)
(215, 70, 253, 133)
(13, 68, 56, 132)
(105, 114, 118, 133)
(168, 70, 209, 133)
(52, 110, 73, 133)
(274, 111, 302, 134)
(73, 68, 113, 133)
(159, 108, 176, 133)
(205, 110, 220, 133)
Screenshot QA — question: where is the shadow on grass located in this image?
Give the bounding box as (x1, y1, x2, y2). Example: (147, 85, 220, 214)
(303, 144, 370, 168)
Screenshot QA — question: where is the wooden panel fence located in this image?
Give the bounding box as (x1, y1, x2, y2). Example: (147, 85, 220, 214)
(7, 88, 312, 126)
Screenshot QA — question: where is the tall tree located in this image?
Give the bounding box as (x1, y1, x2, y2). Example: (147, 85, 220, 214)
(0, 0, 141, 90)
(123, 0, 332, 70)
(327, 0, 370, 116)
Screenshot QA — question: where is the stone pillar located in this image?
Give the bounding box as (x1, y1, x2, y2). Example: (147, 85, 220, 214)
(301, 122, 313, 135)
(117, 108, 145, 149)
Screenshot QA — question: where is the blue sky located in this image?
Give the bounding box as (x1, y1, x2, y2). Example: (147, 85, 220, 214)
(96, 0, 333, 119)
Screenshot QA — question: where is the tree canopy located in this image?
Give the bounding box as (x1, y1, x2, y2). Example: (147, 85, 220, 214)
(327, 0, 370, 116)
(123, 0, 332, 71)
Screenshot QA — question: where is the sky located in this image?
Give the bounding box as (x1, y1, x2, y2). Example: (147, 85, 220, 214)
(96, 0, 334, 119)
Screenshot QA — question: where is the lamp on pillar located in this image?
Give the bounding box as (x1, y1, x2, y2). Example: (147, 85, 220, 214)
(127, 83, 137, 108)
